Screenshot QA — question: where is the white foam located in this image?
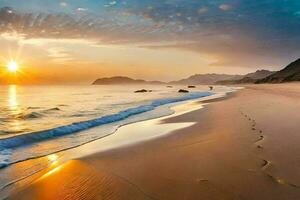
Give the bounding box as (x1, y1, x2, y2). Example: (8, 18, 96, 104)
(0, 92, 213, 167)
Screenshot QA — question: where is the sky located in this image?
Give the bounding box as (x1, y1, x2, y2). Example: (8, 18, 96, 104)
(0, 0, 300, 84)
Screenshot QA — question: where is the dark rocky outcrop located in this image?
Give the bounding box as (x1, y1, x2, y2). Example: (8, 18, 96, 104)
(188, 85, 196, 88)
(178, 89, 189, 93)
(134, 89, 152, 93)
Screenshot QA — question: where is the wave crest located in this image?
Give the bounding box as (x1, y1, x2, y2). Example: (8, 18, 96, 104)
(0, 92, 212, 150)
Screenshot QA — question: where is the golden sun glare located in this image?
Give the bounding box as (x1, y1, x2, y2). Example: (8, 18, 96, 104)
(7, 61, 19, 72)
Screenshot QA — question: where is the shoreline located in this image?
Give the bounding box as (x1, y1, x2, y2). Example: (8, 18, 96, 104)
(0, 88, 233, 198)
(0, 91, 213, 145)
(7, 83, 300, 199)
(0, 89, 225, 170)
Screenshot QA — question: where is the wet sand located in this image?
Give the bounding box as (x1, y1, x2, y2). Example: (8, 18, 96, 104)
(9, 83, 300, 200)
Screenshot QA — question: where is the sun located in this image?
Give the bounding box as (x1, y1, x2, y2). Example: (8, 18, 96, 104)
(7, 61, 19, 72)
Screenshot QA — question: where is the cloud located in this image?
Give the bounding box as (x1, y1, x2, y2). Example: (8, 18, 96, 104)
(0, 0, 300, 70)
(60, 2, 68, 7)
(197, 7, 208, 14)
(219, 4, 232, 11)
(76, 8, 88, 12)
(47, 47, 73, 63)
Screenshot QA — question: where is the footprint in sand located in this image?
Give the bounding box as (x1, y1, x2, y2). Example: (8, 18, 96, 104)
(261, 159, 269, 168)
(240, 111, 261, 134)
(240, 115, 295, 189)
(259, 135, 264, 140)
(254, 136, 264, 145)
(255, 133, 264, 141)
(251, 123, 256, 130)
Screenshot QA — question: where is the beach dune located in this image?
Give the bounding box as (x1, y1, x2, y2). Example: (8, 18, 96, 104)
(9, 84, 300, 200)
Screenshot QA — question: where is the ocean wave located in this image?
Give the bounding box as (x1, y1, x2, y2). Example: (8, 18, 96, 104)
(57, 104, 68, 107)
(0, 130, 24, 135)
(0, 92, 212, 150)
(68, 113, 98, 118)
(16, 107, 61, 120)
(41, 107, 61, 113)
(17, 112, 44, 120)
(27, 106, 41, 110)
(0, 149, 11, 168)
(45, 107, 60, 111)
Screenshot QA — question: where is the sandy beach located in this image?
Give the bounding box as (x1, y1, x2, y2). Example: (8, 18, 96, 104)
(8, 83, 300, 200)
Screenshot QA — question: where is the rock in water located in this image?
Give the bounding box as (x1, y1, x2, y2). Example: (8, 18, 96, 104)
(135, 89, 150, 93)
(178, 89, 189, 93)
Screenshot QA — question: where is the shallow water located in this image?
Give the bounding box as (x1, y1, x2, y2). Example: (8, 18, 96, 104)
(0, 84, 190, 138)
(0, 84, 231, 167)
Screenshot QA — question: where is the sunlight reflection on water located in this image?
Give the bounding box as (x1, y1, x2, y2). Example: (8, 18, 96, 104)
(8, 85, 22, 133)
(8, 85, 18, 110)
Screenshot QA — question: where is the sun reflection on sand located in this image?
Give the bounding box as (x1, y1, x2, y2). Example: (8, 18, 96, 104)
(40, 165, 63, 179)
(48, 154, 59, 165)
(37, 154, 62, 180)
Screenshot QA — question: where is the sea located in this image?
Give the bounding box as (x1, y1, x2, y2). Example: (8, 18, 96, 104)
(0, 84, 235, 196)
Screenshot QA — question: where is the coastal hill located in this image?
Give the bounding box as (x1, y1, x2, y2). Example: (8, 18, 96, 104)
(256, 58, 300, 83)
(93, 64, 299, 85)
(242, 70, 276, 80)
(92, 74, 244, 85)
(217, 70, 275, 84)
(92, 76, 164, 85)
(169, 74, 243, 85)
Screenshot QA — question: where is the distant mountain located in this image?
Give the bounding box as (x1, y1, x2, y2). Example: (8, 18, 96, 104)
(169, 74, 243, 85)
(243, 70, 276, 80)
(93, 73, 253, 86)
(217, 70, 275, 84)
(92, 74, 244, 85)
(256, 58, 300, 83)
(92, 76, 164, 85)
